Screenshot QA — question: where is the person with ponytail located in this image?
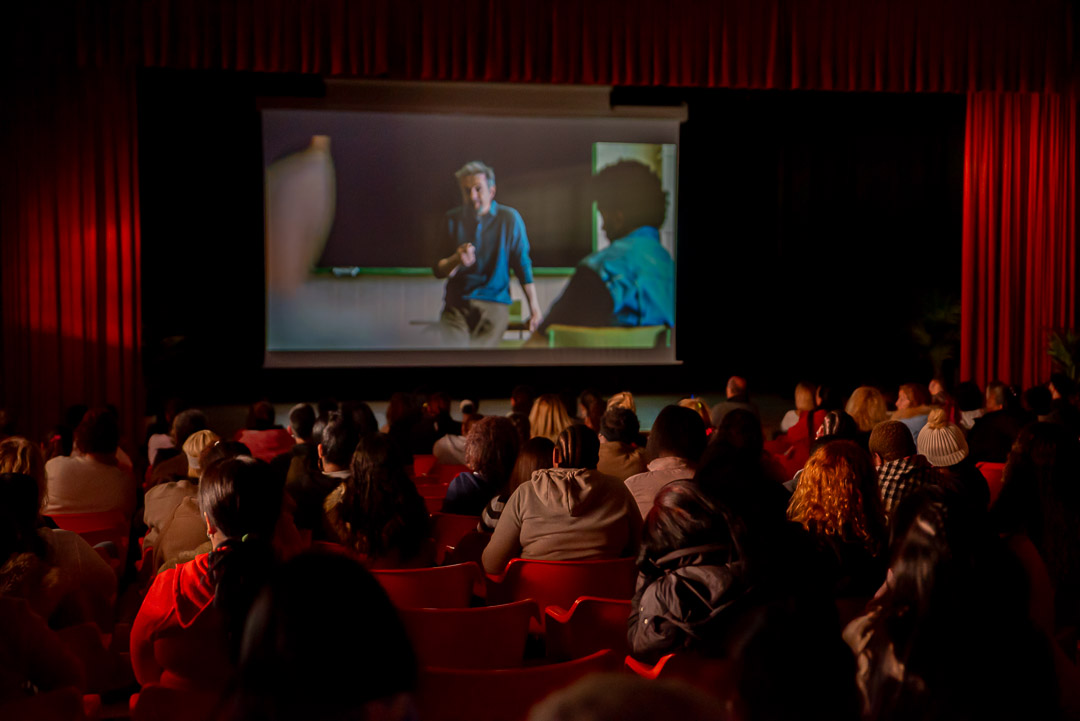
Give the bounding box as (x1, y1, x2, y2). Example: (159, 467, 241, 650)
(482, 424, 640, 574)
(130, 456, 284, 690)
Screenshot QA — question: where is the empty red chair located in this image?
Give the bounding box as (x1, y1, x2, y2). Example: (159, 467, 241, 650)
(50, 510, 130, 562)
(400, 599, 539, 669)
(372, 562, 481, 608)
(414, 454, 438, 477)
(432, 463, 471, 484)
(415, 649, 619, 721)
(431, 512, 481, 550)
(487, 558, 637, 613)
(545, 597, 632, 661)
(130, 683, 220, 721)
(977, 461, 1006, 506)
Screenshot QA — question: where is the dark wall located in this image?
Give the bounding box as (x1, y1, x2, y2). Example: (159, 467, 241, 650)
(138, 70, 964, 409)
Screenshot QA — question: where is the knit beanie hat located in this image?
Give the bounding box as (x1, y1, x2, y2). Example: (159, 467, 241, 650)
(916, 408, 969, 467)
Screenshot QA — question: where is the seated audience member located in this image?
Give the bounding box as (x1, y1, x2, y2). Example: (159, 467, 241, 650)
(324, 434, 431, 568)
(1023, 385, 1053, 422)
(143, 429, 219, 550)
(779, 382, 817, 434)
(710, 376, 760, 427)
(628, 480, 749, 663)
(953, 381, 985, 431)
(577, 389, 606, 433)
(625, 405, 707, 519)
(282, 411, 358, 540)
(150, 408, 209, 486)
(891, 383, 933, 441)
(1046, 373, 1080, 433)
(529, 673, 726, 721)
(480, 436, 555, 533)
(508, 384, 536, 421)
(380, 392, 414, 435)
(677, 396, 712, 432)
(146, 397, 183, 467)
(442, 416, 520, 517)
(915, 408, 989, 510)
(0, 471, 116, 630)
(597, 407, 648, 482)
(529, 393, 574, 442)
(340, 400, 380, 439)
(928, 376, 959, 424)
(270, 403, 319, 484)
(410, 391, 460, 455)
(220, 552, 418, 721)
(152, 441, 252, 573)
(44, 408, 134, 519)
(844, 386, 889, 447)
(131, 456, 283, 689)
(992, 423, 1080, 632)
(235, 400, 295, 463)
(967, 381, 1032, 463)
(868, 420, 935, 519)
(432, 401, 483, 465)
(482, 425, 640, 573)
(0, 436, 48, 510)
(786, 441, 887, 597)
(606, 390, 636, 413)
(532, 160, 674, 335)
(844, 486, 1057, 721)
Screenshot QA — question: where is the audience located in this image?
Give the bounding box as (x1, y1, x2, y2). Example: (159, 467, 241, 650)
(786, 440, 887, 597)
(324, 434, 431, 568)
(529, 393, 575, 442)
(624, 405, 706, 519)
(482, 425, 640, 573)
(43, 408, 135, 519)
(628, 480, 748, 663)
(596, 406, 648, 481)
(709, 375, 759, 426)
(235, 401, 295, 463)
(442, 416, 521, 517)
(7, 371, 1080, 721)
(131, 456, 283, 689)
(868, 420, 934, 519)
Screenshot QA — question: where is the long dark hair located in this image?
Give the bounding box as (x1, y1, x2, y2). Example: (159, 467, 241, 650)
(200, 456, 282, 662)
(336, 433, 430, 563)
(225, 552, 418, 721)
(640, 480, 741, 570)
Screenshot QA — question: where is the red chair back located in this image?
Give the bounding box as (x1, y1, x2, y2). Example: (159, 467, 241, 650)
(130, 684, 220, 721)
(414, 454, 438, 477)
(977, 461, 1006, 506)
(400, 600, 539, 669)
(51, 510, 130, 560)
(432, 463, 471, 484)
(489, 558, 638, 613)
(545, 596, 632, 661)
(625, 652, 736, 702)
(416, 649, 619, 721)
(431, 512, 481, 550)
(372, 562, 481, 608)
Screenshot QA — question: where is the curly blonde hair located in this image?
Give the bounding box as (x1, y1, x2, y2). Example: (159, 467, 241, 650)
(845, 386, 890, 432)
(787, 440, 885, 554)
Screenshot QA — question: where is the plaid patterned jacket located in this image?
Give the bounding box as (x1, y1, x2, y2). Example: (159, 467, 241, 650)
(876, 455, 935, 518)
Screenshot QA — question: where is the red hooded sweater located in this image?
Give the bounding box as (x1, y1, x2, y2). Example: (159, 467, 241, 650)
(130, 553, 232, 690)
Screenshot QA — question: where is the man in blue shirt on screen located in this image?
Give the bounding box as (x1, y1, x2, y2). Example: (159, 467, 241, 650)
(433, 161, 543, 347)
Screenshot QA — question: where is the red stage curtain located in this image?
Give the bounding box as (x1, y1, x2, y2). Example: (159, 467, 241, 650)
(962, 92, 1077, 389)
(0, 69, 143, 445)
(52, 0, 1070, 92)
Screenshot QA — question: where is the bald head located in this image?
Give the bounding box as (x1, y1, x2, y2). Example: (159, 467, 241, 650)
(726, 376, 748, 400)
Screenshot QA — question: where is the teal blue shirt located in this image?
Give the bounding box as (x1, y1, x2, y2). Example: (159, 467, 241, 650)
(580, 225, 675, 326)
(441, 201, 533, 307)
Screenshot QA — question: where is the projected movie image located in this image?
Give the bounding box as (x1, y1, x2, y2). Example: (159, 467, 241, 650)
(264, 107, 678, 364)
